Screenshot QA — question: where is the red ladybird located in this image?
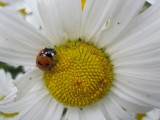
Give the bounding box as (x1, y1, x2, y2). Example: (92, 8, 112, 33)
(36, 48, 56, 71)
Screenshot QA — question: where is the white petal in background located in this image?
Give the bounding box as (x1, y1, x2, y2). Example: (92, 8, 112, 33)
(0, 69, 18, 120)
(0, 69, 17, 103)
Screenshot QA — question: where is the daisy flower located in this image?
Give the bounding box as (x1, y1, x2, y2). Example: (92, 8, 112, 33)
(0, 69, 18, 120)
(0, 0, 160, 120)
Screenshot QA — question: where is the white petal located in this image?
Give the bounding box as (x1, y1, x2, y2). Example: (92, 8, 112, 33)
(113, 79, 160, 108)
(14, 94, 64, 120)
(0, 40, 36, 66)
(1, 90, 17, 105)
(97, 0, 145, 48)
(0, 9, 53, 65)
(0, 69, 10, 96)
(0, 8, 51, 48)
(37, 0, 82, 44)
(65, 103, 108, 120)
(146, 0, 156, 4)
(103, 97, 135, 120)
(25, 96, 51, 120)
(14, 68, 43, 100)
(25, 0, 43, 28)
(43, 97, 64, 120)
(0, 70, 18, 106)
(107, 2, 160, 55)
(63, 108, 80, 120)
(0, 8, 53, 66)
(26, 0, 56, 45)
(25, 14, 41, 29)
(122, 2, 160, 37)
(108, 21, 160, 57)
(143, 109, 160, 120)
(107, 19, 160, 108)
(0, 88, 48, 113)
(79, 105, 106, 120)
(81, 0, 116, 42)
(104, 2, 160, 110)
(115, 73, 160, 90)
(111, 86, 154, 113)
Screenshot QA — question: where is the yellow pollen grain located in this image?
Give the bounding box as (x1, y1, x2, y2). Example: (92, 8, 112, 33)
(0, 112, 18, 118)
(81, 0, 86, 10)
(19, 8, 28, 15)
(0, 96, 5, 101)
(0, 1, 7, 6)
(44, 40, 114, 107)
(136, 114, 146, 120)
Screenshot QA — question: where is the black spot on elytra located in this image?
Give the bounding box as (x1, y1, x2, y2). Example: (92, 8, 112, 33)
(46, 63, 50, 66)
(38, 61, 42, 65)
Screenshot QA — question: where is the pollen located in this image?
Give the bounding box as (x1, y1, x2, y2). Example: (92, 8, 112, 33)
(0, 1, 7, 6)
(81, 0, 86, 10)
(0, 96, 5, 101)
(0, 112, 18, 118)
(0, 97, 18, 118)
(136, 114, 146, 120)
(44, 40, 114, 107)
(18, 8, 28, 15)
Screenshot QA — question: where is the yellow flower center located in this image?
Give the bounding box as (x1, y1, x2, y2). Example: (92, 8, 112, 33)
(44, 40, 114, 107)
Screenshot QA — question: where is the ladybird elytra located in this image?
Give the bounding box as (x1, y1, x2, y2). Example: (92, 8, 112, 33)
(36, 48, 56, 71)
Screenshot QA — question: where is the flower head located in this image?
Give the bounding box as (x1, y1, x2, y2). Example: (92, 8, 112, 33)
(0, 0, 160, 120)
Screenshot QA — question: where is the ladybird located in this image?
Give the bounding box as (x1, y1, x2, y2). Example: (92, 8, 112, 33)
(36, 48, 56, 71)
